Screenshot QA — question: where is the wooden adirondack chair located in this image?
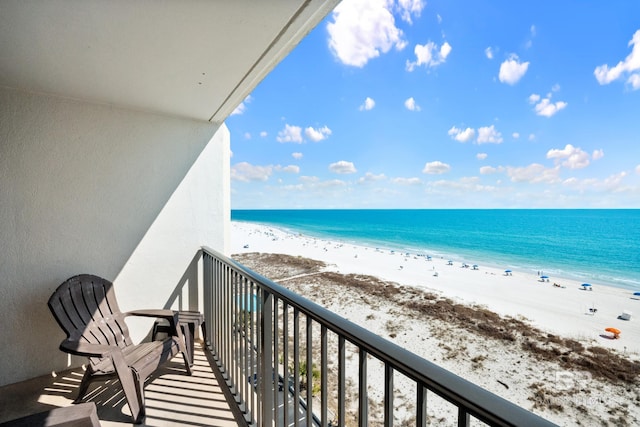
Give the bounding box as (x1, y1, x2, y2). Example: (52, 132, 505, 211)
(48, 274, 192, 424)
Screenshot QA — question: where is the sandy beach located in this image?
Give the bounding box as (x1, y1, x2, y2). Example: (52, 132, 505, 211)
(231, 221, 640, 426)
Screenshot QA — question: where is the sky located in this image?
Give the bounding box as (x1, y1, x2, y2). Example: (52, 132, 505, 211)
(227, 0, 640, 209)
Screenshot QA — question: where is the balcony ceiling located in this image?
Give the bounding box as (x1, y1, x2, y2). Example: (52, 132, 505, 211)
(0, 0, 337, 122)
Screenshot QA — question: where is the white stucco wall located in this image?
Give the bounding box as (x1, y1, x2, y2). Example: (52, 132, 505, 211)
(0, 87, 230, 386)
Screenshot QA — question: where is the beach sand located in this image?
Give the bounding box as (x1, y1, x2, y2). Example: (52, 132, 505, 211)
(231, 221, 640, 426)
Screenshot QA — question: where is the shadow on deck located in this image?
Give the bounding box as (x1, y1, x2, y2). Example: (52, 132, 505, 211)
(0, 343, 243, 426)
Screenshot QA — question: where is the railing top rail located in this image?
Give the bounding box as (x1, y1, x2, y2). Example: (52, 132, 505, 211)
(202, 247, 556, 427)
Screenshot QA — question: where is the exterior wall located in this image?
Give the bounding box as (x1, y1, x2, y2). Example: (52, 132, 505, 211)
(0, 87, 230, 385)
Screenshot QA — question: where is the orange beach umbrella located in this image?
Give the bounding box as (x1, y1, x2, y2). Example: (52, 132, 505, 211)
(605, 327, 621, 338)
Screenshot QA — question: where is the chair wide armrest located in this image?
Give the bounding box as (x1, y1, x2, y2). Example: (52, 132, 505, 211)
(60, 339, 114, 358)
(125, 309, 177, 321)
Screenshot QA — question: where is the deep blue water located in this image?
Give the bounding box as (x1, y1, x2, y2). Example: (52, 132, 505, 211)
(231, 209, 640, 291)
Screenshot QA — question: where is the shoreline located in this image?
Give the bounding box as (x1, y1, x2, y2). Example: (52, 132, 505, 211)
(233, 219, 638, 292)
(231, 221, 640, 355)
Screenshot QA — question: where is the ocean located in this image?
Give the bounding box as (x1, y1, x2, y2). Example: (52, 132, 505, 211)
(231, 209, 640, 291)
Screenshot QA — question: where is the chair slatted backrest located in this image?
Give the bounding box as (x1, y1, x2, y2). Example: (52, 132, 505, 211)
(48, 275, 133, 355)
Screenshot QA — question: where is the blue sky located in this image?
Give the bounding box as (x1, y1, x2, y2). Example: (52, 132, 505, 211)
(227, 0, 640, 209)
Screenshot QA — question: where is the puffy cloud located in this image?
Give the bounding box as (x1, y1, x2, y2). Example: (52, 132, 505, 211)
(305, 126, 332, 142)
(329, 160, 357, 174)
(277, 165, 300, 174)
(528, 133, 536, 141)
(422, 161, 451, 174)
(244, 132, 251, 139)
(477, 153, 488, 160)
(231, 162, 272, 182)
(404, 97, 421, 111)
(260, 131, 268, 138)
(485, 47, 494, 59)
(529, 92, 567, 117)
(327, 0, 410, 67)
(477, 125, 503, 144)
(592, 149, 604, 160)
(396, 0, 425, 24)
(230, 95, 252, 116)
(594, 29, 640, 89)
(359, 97, 376, 111)
(480, 166, 497, 174)
(277, 124, 304, 143)
(448, 126, 475, 143)
(393, 177, 422, 185)
(406, 41, 452, 71)
(506, 164, 561, 184)
(498, 54, 529, 85)
(546, 144, 590, 169)
(358, 172, 386, 183)
(512, 132, 520, 139)
(292, 152, 303, 159)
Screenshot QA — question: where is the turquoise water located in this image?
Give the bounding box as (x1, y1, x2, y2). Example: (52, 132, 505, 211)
(231, 209, 640, 291)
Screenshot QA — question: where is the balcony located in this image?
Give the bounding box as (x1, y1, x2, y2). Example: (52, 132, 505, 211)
(0, 248, 555, 426)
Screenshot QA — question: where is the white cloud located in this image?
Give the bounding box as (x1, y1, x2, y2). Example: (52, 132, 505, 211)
(404, 97, 421, 111)
(448, 126, 475, 143)
(277, 165, 300, 174)
(594, 29, 640, 89)
(393, 177, 422, 185)
(477, 125, 503, 144)
(260, 131, 268, 138)
(480, 166, 495, 174)
(396, 0, 425, 24)
(244, 132, 251, 139)
(231, 162, 272, 182)
(498, 54, 529, 85)
(422, 161, 451, 174)
(528, 133, 536, 141)
(358, 172, 386, 183)
(277, 124, 304, 143)
(636, 164, 640, 174)
(359, 97, 376, 111)
(292, 152, 303, 160)
(305, 126, 332, 142)
(477, 153, 488, 160)
(230, 95, 252, 116)
(628, 73, 640, 89)
(546, 144, 590, 169)
(592, 149, 604, 160)
(485, 47, 494, 59)
(327, 0, 410, 67)
(329, 160, 357, 174)
(529, 92, 567, 117)
(512, 132, 520, 139)
(506, 163, 561, 184)
(406, 41, 452, 71)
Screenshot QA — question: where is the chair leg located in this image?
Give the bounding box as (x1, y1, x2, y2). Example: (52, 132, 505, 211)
(74, 367, 93, 403)
(112, 352, 144, 424)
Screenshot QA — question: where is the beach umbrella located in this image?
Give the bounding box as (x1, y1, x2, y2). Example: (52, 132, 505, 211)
(237, 294, 260, 312)
(605, 327, 621, 339)
(504, 269, 512, 275)
(540, 275, 549, 279)
(633, 292, 640, 296)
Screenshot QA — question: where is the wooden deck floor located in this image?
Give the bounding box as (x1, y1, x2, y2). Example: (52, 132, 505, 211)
(0, 343, 242, 426)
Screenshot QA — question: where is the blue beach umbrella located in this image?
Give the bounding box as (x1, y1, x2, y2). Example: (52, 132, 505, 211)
(541, 275, 549, 279)
(237, 294, 260, 312)
(504, 269, 512, 276)
(634, 292, 640, 296)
